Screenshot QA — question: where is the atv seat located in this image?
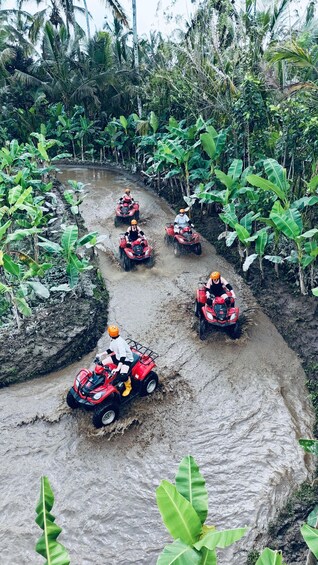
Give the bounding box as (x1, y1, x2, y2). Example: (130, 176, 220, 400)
(130, 351, 141, 369)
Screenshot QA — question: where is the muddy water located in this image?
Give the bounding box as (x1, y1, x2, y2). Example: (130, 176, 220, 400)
(0, 166, 314, 564)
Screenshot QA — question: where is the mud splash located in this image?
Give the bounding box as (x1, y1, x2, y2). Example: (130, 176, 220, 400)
(0, 166, 314, 565)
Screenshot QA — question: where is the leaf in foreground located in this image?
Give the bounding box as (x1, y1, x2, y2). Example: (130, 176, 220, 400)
(35, 476, 70, 565)
(157, 539, 201, 564)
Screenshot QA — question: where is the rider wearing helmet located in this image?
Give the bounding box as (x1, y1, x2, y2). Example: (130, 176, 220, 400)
(119, 188, 134, 206)
(125, 219, 145, 244)
(174, 208, 193, 233)
(205, 271, 236, 306)
(96, 325, 134, 396)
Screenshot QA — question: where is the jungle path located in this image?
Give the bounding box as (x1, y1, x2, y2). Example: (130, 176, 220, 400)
(0, 166, 314, 564)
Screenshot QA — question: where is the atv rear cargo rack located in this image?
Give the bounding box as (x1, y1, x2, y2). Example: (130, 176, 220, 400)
(126, 338, 159, 361)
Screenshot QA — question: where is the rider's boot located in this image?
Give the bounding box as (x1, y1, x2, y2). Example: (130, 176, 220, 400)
(122, 377, 132, 397)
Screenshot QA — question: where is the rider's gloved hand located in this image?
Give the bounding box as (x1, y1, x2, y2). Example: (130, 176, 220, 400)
(94, 355, 100, 363)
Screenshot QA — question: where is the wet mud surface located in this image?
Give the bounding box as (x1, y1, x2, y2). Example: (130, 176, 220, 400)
(0, 167, 315, 564)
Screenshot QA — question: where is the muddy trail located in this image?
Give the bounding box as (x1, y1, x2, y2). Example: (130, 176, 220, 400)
(0, 167, 314, 565)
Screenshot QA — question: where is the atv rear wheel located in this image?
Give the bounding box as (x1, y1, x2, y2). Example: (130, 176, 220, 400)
(228, 321, 241, 340)
(123, 254, 132, 271)
(92, 402, 119, 428)
(114, 216, 120, 227)
(140, 371, 159, 396)
(194, 243, 202, 256)
(173, 241, 181, 257)
(66, 389, 79, 409)
(199, 317, 206, 341)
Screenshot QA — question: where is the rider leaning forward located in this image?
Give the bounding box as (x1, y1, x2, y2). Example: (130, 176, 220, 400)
(174, 208, 194, 233)
(205, 271, 236, 306)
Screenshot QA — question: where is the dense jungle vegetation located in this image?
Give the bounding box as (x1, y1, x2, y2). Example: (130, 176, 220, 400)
(0, 0, 317, 320)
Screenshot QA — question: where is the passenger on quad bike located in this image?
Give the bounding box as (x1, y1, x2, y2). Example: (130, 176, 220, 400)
(205, 271, 236, 305)
(119, 188, 134, 207)
(174, 208, 193, 233)
(125, 219, 145, 244)
(96, 325, 134, 396)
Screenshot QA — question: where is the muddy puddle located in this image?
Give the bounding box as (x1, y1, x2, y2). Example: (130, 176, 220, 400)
(0, 166, 314, 564)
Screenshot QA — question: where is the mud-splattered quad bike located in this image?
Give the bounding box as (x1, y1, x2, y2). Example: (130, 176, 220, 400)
(114, 200, 140, 227)
(164, 223, 202, 257)
(119, 235, 154, 271)
(67, 339, 159, 428)
(195, 284, 240, 340)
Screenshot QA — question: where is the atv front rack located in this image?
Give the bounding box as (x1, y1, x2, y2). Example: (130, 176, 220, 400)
(126, 338, 159, 361)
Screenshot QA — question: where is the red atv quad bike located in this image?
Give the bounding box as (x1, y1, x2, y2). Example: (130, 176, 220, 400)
(119, 235, 154, 271)
(164, 223, 202, 257)
(194, 283, 240, 340)
(66, 339, 159, 428)
(114, 198, 139, 227)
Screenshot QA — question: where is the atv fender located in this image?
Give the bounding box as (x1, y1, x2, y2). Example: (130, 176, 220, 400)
(196, 288, 206, 304)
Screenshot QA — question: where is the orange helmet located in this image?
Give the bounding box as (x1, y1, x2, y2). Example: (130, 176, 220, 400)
(179, 208, 185, 214)
(125, 188, 131, 194)
(131, 219, 138, 225)
(210, 271, 220, 281)
(108, 325, 119, 338)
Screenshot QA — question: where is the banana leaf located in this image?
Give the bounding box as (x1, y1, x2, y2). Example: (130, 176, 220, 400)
(307, 505, 318, 527)
(175, 456, 208, 524)
(200, 133, 216, 160)
(157, 540, 201, 565)
(300, 524, 318, 558)
(35, 476, 70, 565)
(270, 208, 302, 240)
(299, 439, 318, 456)
(61, 225, 78, 255)
(3, 254, 21, 277)
(228, 159, 243, 181)
(263, 159, 289, 192)
(194, 527, 248, 551)
(247, 174, 286, 203)
(201, 547, 217, 564)
(215, 169, 233, 189)
(156, 480, 202, 545)
(255, 547, 285, 564)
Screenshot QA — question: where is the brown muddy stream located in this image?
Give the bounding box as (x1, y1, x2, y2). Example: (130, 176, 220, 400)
(0, 167, 314, 564)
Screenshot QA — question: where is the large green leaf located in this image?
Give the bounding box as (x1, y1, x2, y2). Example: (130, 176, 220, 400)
(263, 159, 289, 193)
(200, 133, 216, 160)
(247, 174, 286, 202)
(215, 170, 233, 190)
(38, 238, 62, 254)
(301, 524, 318, 558)
(243, 253, 258, 271)
(194, 527, 248, 551)
(228, 159, 243, 182)
(66, 261, 80, 288)
(255, 229, 269, 256)
(28, 281, 50, 299)
(255, 547, 284, 564)
(149, 111, 159, 133)
(157, 540, 201, 565)
(156, 480, 202, 545)
(35, 476, 70, 565)
(234, 223, 250, 243)
(3, 254, 21, 277)
(37, 142, 49, 161)
(201, 547, 217, 565)
(6, 227, 41, 243)
(0, 219, 11, 240)
(77, 231, 98, 247)
(15, 296, 32, 317)
(219, 204, 237, 228)
(175, 456, 208, 524)
(307, 505, 318, 527)
(270, 208, 302, 240)
(61, 225, 78, 255)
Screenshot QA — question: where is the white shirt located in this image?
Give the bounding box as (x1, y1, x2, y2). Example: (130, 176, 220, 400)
(174, 213, 190, 228)
(109, 336, 134, 362)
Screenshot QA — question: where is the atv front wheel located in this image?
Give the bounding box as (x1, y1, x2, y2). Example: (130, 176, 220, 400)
(140, 371, 159, 396)
(199, 318, 206, 341)
(194, 243, 202, 256)
(194, 300, 202, 318)
(164, 234, 171, 246)
(92, 402, 119, 428)
(228, 321, 241, 340)
(134, 210, 140, 220)
(66, 389, 79, 409)
(145, 255, 154, 268)
(173, 241, 181, 257)
(123, 254, 132, 271)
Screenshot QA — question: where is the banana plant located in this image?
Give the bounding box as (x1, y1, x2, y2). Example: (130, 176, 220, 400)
(255, 548, 286, 564)
(63, 180, 89, 217)
(156, 455, 247, 564)
(35, 476, 70, 565)
(200, 125, 227, 176)
(38, 224, 98, 288)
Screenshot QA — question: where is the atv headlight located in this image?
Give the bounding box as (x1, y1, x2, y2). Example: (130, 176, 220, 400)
(76, 376, 81, 387)
(206, 312, 213, 320)
(230, 313, 236, 320)
(93, 392, 103, 400)
(145, 249, 149, 255)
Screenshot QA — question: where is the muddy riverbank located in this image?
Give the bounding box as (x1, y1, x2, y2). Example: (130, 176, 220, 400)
(0, 165, 315, 564)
